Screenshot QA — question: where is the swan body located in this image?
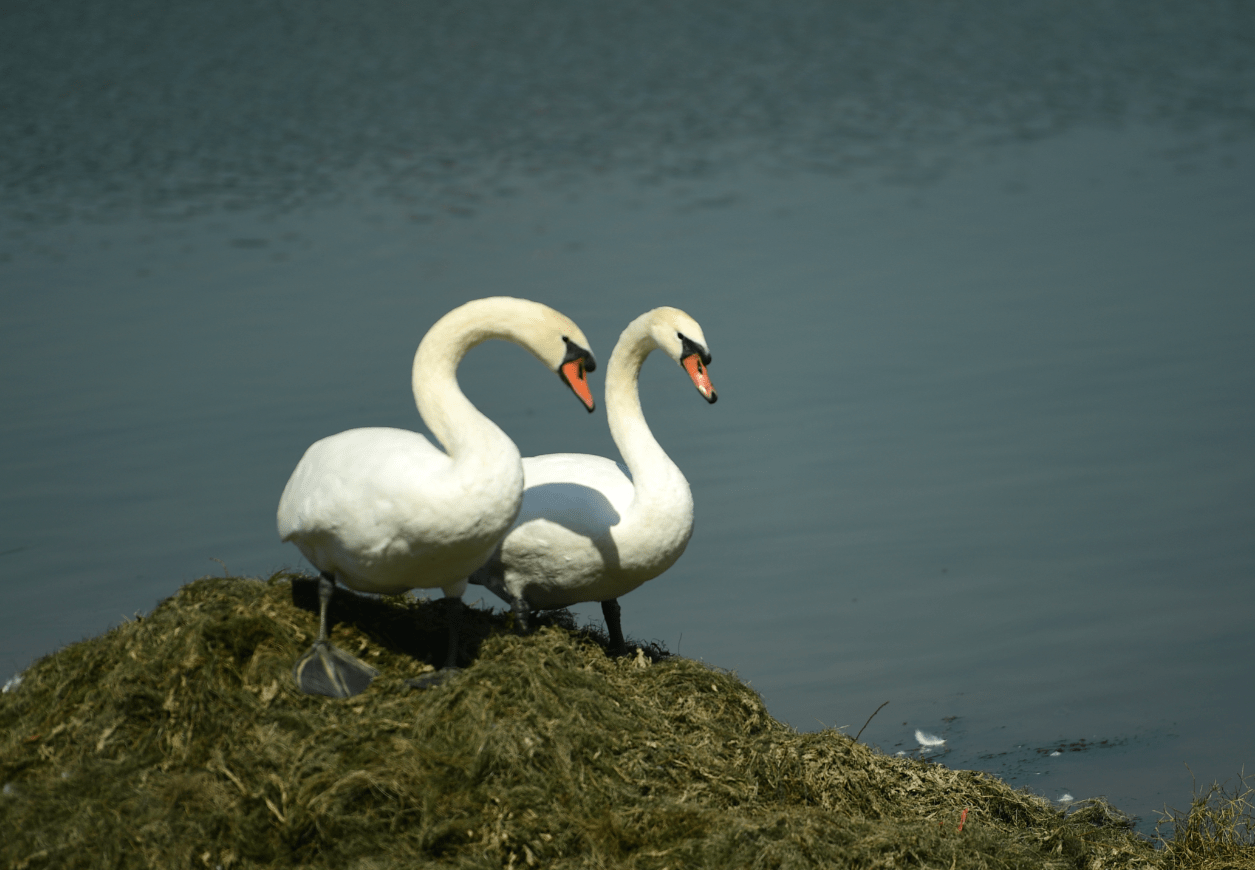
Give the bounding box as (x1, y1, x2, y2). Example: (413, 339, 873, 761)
(470, 306, 716, 650)
(277, 297, 596, 695)
(279, 426, 517, 598)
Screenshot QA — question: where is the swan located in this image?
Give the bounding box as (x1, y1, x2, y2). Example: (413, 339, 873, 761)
(277, 297, 597, 697)
(469, 306, 717, 653)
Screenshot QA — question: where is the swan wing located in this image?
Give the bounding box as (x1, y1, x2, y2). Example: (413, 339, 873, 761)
(278, 428, 513, 590)
(516, 453, 634, 534)
(278, 428, 449, 540)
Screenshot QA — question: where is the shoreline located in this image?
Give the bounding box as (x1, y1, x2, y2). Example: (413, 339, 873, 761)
(2, 574, 1249, 869)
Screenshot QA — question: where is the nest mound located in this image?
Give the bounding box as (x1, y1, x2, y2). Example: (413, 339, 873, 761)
(1, 575, 1250, 869)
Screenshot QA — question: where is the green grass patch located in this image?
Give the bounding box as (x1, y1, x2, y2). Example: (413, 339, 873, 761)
(2, 574, 1251, 869)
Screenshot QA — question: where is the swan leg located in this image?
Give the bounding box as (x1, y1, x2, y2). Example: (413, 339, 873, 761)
(444, 597, 462, 669)
(601, 599, 627, 655)
(293, 573, 378, 698)
(404, 597, 464, 690)
(315, 572, 333, 641)
(511, 596, 533, 635)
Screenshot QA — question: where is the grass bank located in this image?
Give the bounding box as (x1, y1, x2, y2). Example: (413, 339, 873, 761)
(1, 574, 1251, 869)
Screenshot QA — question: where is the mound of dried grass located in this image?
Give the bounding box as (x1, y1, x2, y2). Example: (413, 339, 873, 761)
(1155, 777, 1255, 870)
(1, 575, 1250, 869)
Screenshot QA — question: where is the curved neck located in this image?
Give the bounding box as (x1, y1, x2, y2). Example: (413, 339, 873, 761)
(412, 298, 535, 462)
(605, 313, 685, 507)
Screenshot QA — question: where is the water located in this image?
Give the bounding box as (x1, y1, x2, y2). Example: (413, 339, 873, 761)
(3, 0, 1254, 833)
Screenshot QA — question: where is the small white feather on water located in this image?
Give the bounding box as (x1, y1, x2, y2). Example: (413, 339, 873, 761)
(2, 674, 21, 694)
(1058, 793, 1074, 803)
(915, 729, 946, 748)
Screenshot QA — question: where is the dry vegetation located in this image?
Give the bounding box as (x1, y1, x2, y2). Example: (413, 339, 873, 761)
(2, 575, 1251, 869)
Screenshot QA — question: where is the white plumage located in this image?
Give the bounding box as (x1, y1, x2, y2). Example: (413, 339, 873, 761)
(471, 306, 717, 651)
(277, 296, 596, 696)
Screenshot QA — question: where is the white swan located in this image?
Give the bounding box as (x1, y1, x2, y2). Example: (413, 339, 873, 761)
(277, 297, 597, 697)
(469, 306, 717, 652)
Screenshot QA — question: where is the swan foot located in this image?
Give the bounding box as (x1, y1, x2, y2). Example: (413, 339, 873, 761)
(293, 640, 379, 698)
(601, 599, 627, 656)
(404, 667, 463, 690)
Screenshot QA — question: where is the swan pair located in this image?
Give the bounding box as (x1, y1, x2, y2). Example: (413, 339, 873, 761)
(277, 297, 716, 697)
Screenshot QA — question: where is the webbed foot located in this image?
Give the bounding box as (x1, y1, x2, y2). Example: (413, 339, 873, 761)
(404, 667, 463, 690)
(294, 640, 379, 698)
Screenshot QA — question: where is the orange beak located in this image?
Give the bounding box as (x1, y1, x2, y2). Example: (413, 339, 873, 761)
(682, 353, 717, 403)
(560, 358, 596, 412)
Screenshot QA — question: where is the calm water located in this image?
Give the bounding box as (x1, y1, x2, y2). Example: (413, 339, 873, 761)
(3, 0, 1253, 833)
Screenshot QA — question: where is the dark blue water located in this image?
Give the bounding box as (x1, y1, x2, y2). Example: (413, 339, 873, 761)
(3, 0, 1253, 832)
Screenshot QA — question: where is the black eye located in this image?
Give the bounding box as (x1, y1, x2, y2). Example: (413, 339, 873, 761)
(678, 333, 712, 366)
(561, 337, 597, 372)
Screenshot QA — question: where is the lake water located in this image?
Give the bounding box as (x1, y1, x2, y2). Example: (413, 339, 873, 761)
(2, 0, 1253, 833)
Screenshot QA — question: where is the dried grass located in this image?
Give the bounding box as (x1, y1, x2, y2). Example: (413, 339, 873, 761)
(1155, 775, 1255, 870)
(1, 574, 1250, 869)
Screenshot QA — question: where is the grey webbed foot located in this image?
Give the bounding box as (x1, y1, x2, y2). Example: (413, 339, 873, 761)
(404, 666, 463, 690)
(293, 571, 378, 698)
(294, 639, 379, 698)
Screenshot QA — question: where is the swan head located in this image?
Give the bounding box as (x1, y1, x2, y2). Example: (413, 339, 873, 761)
(649, 307, 718, 404)
(557, 334, 598, 412)
(416, 297, 598, 412)
(484, 298, 597, 412)
(511, 300, 597, 412)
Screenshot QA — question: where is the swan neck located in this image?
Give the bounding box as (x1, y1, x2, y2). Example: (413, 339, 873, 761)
(605, 316, 678, 491)
(411, 299, 524, 460)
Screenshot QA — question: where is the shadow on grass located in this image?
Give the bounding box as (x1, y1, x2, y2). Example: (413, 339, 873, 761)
(288, 574, 671, 671)
(1, 573, 1251, 870)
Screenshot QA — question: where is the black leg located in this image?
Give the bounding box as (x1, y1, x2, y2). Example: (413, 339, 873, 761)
(444, 597, 462, 669)
(404, 596, 465, 690)
(601, 598, 626, 655)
